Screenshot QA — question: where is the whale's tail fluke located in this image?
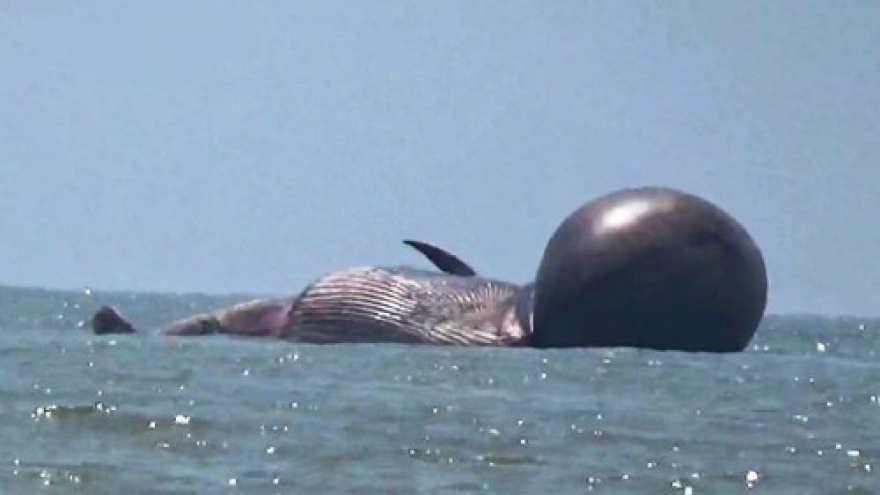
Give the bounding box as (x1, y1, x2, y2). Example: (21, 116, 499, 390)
(91, 305, 138, 334)
(89, 299, 292, 338)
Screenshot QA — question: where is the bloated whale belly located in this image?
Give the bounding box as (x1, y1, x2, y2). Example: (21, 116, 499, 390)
(282, 266, 530, 346)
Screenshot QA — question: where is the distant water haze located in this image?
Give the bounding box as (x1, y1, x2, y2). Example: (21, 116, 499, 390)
(1, 1, 878, 316)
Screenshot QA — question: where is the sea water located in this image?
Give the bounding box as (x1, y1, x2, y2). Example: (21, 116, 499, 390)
(0, 286, 877, 494)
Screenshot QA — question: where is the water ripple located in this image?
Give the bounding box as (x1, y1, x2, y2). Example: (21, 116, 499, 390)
(1, 304, 880, 493)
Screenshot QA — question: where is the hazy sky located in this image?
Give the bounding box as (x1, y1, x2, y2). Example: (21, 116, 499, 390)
(1, 2, 878, 315)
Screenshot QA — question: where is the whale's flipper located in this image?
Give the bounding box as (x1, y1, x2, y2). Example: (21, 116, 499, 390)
(159, 298, 292, 337)
(91, 305, 138, 334)
(214, 298, 291, 338)
(403, 240, 477, 276)
(161, 313, 224, 336)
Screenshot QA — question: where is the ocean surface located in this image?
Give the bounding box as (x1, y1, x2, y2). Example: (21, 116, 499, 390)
(0, 285, 878, 495)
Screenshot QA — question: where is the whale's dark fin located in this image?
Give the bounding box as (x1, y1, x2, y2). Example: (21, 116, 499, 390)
(402, 240, 477, 276)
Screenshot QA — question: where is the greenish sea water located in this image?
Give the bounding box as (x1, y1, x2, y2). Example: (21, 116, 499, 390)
(1, 285, 878, 494)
